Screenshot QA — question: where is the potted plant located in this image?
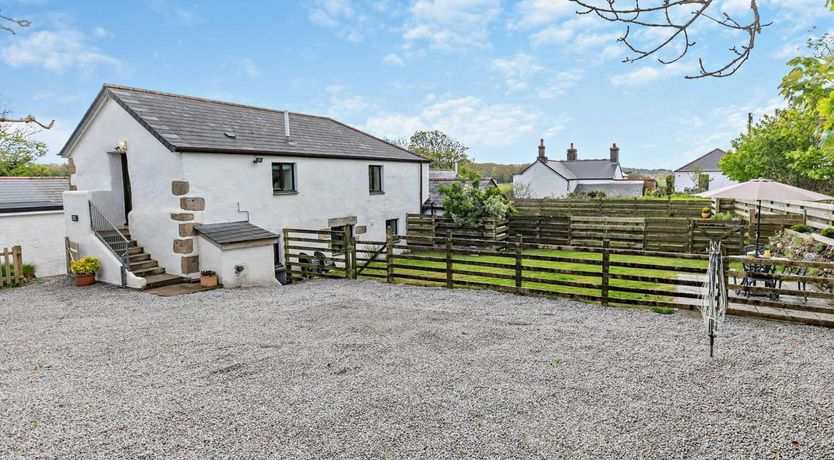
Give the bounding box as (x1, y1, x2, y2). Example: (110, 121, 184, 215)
(701, 206, 712, 219)
(71, 256, 101, 286)
(200, 270, 218, 288)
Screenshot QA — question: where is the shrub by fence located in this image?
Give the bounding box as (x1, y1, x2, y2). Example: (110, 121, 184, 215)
(282, 229, 834, 328)
(0, 245, 26, 287)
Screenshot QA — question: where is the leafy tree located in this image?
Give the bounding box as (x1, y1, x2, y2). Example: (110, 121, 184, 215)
(406, 130, 469, 169)
(718, 108, 833, 193)
(779, 33, 834, 181)
(0, 127, 49, 176)
(438, 170, 515, 225)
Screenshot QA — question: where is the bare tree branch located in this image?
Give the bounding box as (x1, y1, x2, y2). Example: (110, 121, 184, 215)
(0, 114, 55, 129)
(569, 0, 768, 78)
(0, 9, 55, 129)
(0, 9, 31, 34)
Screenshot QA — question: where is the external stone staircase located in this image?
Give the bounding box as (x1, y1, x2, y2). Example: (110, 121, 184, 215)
(116, 228, 189, 289)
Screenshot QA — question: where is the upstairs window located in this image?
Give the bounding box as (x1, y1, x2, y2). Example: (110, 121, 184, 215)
(272, 163, 296, 193)
(369, 165, 383, 193)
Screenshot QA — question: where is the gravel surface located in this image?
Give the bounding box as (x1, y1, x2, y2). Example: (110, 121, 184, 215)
(2, 278, 834, 459)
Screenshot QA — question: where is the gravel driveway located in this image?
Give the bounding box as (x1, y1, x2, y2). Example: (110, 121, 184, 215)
(2, 278, 834, 459)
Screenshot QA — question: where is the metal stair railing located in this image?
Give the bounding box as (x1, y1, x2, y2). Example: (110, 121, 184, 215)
(88, 200, 129, 287)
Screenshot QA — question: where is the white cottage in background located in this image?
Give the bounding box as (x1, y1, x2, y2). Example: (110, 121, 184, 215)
(61, 84, 429, 289)
(0, 177, 69, 277)
(512, 140, 645, 198)
(674, 148, 737, 193)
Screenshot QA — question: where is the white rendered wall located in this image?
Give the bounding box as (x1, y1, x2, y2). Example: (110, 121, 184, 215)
(182, 153, 425, 249)
(0, 210, 66, 277)
(675, 171, 737, 193)
(198, 238, 278, 288)
(63, 191, 145, 288)
(513, 162, 569, 198)
(66, 98, 185, 276)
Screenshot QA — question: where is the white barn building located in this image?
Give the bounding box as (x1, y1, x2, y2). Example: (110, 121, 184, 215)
(512, 140, 645, 198)
(674, 148, 737, 193)
(61, 84, 429, 289)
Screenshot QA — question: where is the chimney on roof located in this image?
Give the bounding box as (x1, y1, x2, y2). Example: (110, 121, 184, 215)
(609, 143, 619, 163)
(567, 143, 577, 161)
(537, 138, 547, 162)
(284, 110, 291, 143)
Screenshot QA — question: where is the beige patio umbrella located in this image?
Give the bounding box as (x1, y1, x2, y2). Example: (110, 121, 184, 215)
(696, 178, 833, 252)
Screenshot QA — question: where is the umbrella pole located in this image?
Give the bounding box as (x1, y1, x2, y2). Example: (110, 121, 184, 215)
(754, 200, 762, 255)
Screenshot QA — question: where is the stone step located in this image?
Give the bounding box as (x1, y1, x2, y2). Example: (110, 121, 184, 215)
(129, 253, 151, 262)
(130, 260, 158, 271)
(143, 273, 187, 290)
(128, 246, 144, 255)
(128, 240, 138, 248)
(132, 266, 165, 277)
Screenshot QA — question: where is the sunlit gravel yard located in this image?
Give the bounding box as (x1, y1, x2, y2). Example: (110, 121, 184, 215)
(2, 278, 834, 459)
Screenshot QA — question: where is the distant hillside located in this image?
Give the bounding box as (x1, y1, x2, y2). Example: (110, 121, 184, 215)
(622, 167, 673, 180)
(470, 163, 527, 183)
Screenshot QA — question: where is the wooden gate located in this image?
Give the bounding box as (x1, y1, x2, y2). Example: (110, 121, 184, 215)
(0, 245, 24, 287)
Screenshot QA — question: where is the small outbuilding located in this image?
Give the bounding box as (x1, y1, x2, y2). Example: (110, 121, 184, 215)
(194, 221, 280, 288)
(0, 177, 69, 277)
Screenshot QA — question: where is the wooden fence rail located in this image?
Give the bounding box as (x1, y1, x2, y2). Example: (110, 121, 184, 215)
(283, 229, 834, 328)
(728, 198, 834, 230)
(512, 198, 711, 218)
(0, 245, 25, 288)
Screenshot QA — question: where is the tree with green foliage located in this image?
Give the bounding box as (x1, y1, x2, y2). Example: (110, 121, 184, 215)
(438, 170, 515, 225)
(0, 127, 49, 176)
(779, 33, 834, 182)
(404, 130, 469, 169)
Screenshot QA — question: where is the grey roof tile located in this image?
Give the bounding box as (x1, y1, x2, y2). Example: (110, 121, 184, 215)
(85, 85, 428, 163)
(675, 148, 727, 172)
(0, 177, 68, 211)
(574, 181, 645, 197)
(194, 221, 278, 245)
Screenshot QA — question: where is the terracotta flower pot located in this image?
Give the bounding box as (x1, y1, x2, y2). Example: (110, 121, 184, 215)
(701, 212, 711, 219)
(200, 273, 218, 288)
(75, 274, 96, 286)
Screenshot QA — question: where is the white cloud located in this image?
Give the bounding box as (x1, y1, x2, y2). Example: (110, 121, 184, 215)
(491, 53, 543, 90)
(92, 27, 112, 38)
(238, 57, 259, 78)
(308, 0, 365, 42)
(403, 0, 501, 49)
(151, 0, 200, 26)
(365, 95, 569, 153)
(536, 70, 583, 99)
(326, 84, 373, 117)
(507, 0, 573, 31)
(610, 62, 693, 87)
(0, 29, 120, 73)
(383, 53, 405, 66)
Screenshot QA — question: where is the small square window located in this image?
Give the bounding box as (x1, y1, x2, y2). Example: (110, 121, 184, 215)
(272, 163, 296, 193)
(369, 165, 383, 193)
(385, 218, 399, 236)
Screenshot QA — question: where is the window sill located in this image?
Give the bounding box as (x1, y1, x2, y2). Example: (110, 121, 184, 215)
(370, 191, 385, 195)
(273, 191, 299, 195)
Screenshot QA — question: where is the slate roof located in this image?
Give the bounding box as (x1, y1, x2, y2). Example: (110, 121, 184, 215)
(546, 160, 620, 180)
(60, 84, 429, 163)
(675, 148, 727, 172)
(424, 170, 498, 208)
(194, 221, 278, 246)
(0, 177, 68, 213)
(574, 181, 645, 197)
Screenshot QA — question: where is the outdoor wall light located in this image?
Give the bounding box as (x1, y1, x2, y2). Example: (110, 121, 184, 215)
(118, 139, 127, 151)
(253, 157, 264, 164)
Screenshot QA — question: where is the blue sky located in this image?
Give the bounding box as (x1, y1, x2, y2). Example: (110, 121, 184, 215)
(1, 0, 831, 169)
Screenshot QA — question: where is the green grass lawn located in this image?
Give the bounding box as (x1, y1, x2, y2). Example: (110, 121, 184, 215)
(354, 248, 709, 306)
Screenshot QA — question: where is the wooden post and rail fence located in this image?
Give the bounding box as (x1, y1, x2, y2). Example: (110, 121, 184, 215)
(281, 228, 834, 328)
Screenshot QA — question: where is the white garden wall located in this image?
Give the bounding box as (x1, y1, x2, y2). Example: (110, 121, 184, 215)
(0, 210, 66, 277)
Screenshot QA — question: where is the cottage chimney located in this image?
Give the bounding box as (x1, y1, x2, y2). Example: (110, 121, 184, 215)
(609, 143, 619, 163)
(567, 143, 577, 161)
(537, 138, 547, 162)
